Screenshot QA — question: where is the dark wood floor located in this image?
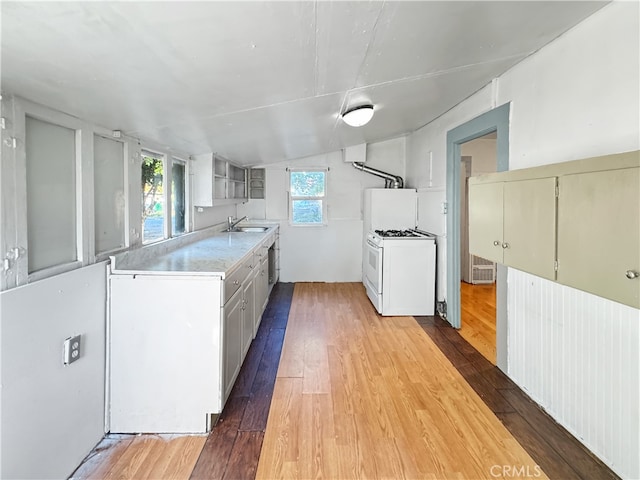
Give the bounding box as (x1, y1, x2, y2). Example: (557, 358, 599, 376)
(189, 283, 294, 480)
(192, 283, 617, 480)
(415, 315, 619, 480)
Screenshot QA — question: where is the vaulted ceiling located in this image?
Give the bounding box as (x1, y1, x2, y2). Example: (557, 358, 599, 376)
(1, 1, 606, 165)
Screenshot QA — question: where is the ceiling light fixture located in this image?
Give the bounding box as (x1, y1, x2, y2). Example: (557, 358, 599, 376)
(342, 104, 374, 127)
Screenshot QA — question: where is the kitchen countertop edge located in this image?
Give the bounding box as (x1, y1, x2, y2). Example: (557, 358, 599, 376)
(110, 223, 279, 277)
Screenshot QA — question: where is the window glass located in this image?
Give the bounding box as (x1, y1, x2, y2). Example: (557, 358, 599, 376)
(94, 135, 125, 253)
(290, 171, 325, 196)
(290, 170, 326, 225)
(172, 161, 186, 236)
(292, 199, 323, 224)
(141, 153, 165, 243)
(25, 116, 77, 272)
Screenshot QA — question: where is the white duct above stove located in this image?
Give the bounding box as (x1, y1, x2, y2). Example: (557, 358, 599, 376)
(343, 143, 367, 163)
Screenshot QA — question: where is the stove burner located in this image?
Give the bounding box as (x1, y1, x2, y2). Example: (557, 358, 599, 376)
(375, 229, 419, 238)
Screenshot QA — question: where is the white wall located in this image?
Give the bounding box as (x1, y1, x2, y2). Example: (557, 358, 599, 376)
(0, 263, 107, 479)
(249, 138, 406, 282)
(193, 203, 238, 231)
(405, 3, 640, 478)
(407, 85, 494, 302)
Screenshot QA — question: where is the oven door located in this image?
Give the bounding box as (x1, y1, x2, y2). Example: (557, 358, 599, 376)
(364, 238, 383, 313)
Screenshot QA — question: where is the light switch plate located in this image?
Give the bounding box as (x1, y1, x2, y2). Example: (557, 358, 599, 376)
(63, 334, 82, 365)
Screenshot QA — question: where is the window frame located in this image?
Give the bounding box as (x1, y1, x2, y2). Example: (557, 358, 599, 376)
(170, 157, 189, 237)
(0, 94, 194, 291)
(288, 168, 328, 227)
(13, 98, 86, 285)
(93, 133, 129, 258)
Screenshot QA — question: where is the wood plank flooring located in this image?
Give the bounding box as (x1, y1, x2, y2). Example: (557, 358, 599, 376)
(415, 314, 619, 480)
(189, 282, 294, 480)
(257, 282, 544, 479)
(70, 434, 206, 480)
(71, 282, 618, 480)
(460, 281, 496, 364)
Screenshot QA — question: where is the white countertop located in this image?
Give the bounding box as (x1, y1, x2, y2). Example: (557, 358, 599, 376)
(110, 225, 278, 277)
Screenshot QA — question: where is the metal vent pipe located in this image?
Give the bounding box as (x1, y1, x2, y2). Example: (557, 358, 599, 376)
(352, 162, 404, 188)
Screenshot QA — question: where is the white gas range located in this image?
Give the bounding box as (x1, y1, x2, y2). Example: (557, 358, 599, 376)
(363, 228, 436, 316)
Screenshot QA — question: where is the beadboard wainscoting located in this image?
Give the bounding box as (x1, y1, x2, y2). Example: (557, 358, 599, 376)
(507, 269, 639, 479)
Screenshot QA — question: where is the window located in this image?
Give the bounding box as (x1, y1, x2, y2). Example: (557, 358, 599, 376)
(94, 134, 125, 253)
(25, 116, 77, 272)
(172, 159, 186, 236)
(141, 152, 165, 243)
(289, 170, 327, 225)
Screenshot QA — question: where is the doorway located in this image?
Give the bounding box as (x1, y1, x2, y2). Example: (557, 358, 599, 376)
(445, 103, 509, 372)
(459, 135, 497, 364)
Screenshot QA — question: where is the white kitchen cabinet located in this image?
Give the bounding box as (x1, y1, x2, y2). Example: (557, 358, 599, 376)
(557, 167, 639, 309)
(109, 225, 280, 433)
(223, 287, 243, 402)
(222, 251, 257, 401)
(258, 253, 269, 312)
(241, 268, 257, 357)
(469, 177, 557, 280)
(255, 244, 268, 310)
(110, 274, 222, 433)
(192, 153, 247, 206)
(253, 255, 269, 336)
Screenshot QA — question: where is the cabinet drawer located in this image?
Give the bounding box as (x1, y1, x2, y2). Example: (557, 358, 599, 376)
(224, 253, 255, 305)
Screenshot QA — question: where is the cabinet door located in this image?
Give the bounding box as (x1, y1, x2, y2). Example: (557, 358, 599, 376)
(192, 154, 215, 207)
(260, 256, 270, 309)
(468, 182, 504, 263)
(241, 275, 255, 359)
(557, 167, 640, 308)
(503, 177, 557, 280)
(223, 289, 243, 402)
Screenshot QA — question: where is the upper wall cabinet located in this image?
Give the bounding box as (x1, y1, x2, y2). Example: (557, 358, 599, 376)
(557, 166, 639, 308)
(193, 154, 247, 207)
(469, 150, 640, 309)
(469, 177, 557, 280)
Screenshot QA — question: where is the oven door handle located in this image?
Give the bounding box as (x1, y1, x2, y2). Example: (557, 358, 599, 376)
(367, 239, 381, 249)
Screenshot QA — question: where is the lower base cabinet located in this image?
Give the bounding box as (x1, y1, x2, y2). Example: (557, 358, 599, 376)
(223, 287, 243, 402)
(242, 268, 257, 357)
(109, 227, 280, 434)
(109, 274, 223, 434)
(254, 256, 269, 334)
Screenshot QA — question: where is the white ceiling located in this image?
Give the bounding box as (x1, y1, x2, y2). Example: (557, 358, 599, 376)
(1, 1, 607, 166)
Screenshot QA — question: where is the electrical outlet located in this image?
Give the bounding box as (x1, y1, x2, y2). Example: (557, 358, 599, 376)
(63, 334, 82, 365)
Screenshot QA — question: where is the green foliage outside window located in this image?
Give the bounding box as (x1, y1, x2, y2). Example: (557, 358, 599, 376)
(141, 156, 163, 220)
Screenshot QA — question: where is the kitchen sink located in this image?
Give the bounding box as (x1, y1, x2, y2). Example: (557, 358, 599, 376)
(234, 226, 269, 232)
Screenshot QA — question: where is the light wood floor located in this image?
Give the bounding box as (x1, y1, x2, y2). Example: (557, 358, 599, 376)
(70, 434, 206, 480)
(460, 281, 496, 364)
(256, 282, 544, 479)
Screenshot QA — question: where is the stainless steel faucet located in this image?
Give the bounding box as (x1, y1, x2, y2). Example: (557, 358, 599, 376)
(227, 215, 248, 231)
